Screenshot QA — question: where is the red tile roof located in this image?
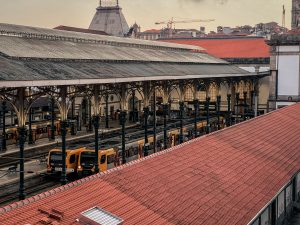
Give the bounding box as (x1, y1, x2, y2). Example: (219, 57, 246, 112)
(160, 38, 270, 59)
(1, 104, 300, 225)
(142, 29, 161, 33)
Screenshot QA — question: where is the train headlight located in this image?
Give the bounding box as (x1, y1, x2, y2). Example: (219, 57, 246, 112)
(78, 166, 81, 169)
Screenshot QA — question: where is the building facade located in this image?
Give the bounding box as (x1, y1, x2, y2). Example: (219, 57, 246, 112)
(268, 34, 300, 110)
(292, 0, 300, 30)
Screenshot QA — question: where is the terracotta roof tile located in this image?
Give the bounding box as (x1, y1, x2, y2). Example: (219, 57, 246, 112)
(1, 104, 300, 224)
(160, 38, 270, 59)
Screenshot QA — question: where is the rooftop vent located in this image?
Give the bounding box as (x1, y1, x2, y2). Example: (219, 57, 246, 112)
(79, 207, 123, 225)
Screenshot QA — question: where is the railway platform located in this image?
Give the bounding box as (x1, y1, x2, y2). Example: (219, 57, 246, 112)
(0, 160, 46, 186)
(0, 120, 137, 187)
(0, 120, 136, 157)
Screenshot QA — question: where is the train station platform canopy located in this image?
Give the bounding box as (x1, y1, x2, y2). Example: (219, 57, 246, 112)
(1, 104, 300, 224)
(0, 23, 265, 88)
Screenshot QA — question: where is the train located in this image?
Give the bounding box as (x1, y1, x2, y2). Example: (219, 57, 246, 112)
(47, 116, 224, 178)
(2, 120, 78, 145)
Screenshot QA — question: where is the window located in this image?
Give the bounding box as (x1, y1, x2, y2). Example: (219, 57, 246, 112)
(184, 88, 193, 101)
(100, 155, 106, 164)
(107, 155, 115, 164)
(69, 155, 76, 164)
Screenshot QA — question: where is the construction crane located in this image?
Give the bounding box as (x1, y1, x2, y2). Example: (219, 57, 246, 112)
(155, 17, 215, 38)
(282, 5, 286, 30)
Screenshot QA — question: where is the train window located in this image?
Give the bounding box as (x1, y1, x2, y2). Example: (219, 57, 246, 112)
(100, 155, 106, 164)
(133, 147, 138, 155)
(107, 155, 115, 164)
(69, 155, 75, 164)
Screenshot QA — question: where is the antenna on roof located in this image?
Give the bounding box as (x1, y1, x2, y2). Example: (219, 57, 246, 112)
(99, 0, 102, 7)
(117, 0, 119, 6)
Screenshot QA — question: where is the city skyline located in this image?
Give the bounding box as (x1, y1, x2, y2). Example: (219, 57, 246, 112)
(0, 0, 293, 32)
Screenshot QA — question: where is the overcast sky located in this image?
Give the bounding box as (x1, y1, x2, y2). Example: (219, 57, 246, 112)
(0, 0, 292, 32)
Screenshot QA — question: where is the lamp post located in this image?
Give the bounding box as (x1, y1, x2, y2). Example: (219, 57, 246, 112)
(18, 126, 26, 200)
(94, 115, 100, 173)
(60, 120, 67, 185)
(88, 99, 93, 132)
(28, 107, 34, 144)
(163, 104, 168, 150)
(179, 101, 184, 144)
(132, 91, 136, 122)
(105, 94, 109, 129)
(2, 101, 7, 151)
(193, 99, 199, 138)
(235, 93, 240, 124)
(143, 106, 149, 156)
(243, 91, 247, 121)
(227, 94, 231, 127)
(217, 95, 221, 130)
(205, 97, 210, 134)
(153, 89, 157, 153)
(120, 111, 127, 164)
(50, 97, 55, 140)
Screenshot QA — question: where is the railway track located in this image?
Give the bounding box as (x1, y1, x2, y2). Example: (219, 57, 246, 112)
(0, 117, 218, 206)
(0, 117, 206, 170)
(0, 125, 140, 169)
(0, 175, 60, 206)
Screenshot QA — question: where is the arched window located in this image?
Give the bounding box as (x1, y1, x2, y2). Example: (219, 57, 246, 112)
(184, 87, 193, 101)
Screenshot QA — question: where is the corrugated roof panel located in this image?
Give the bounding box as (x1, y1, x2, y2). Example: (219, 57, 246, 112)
(0, 55, 249, 82)
(0, 23, 201, 51)
(0, 36, 218, 63)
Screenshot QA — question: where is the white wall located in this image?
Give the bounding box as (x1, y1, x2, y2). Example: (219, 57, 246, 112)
(278, 55, 299, 96)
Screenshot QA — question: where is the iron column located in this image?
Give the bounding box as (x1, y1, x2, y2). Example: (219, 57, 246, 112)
(105, 94, 109, 129)
(179, 101, 184, 144)
(243, 91, 247, 121)
(217, 95, 221, 130)
(206, 97, 210, 134)
(28, 108, 34, 144)
(94, 115, 100, 173)
(18, 126, 26, 200)
(88, 99, 93, 132)
(2, 101, 6, 151)
(250, 90, 254, 113)
(50, 97, 55, 140)
(235, 93, 240, 124)
(227, 94, 231, 127)
(60, 120, 67, 185)
(70, 100, 75, 135)
(143, 107, 149, 156)
(132, 91, 136, 122)
(194, 99, 199, 138)
(163, 104, 168, 150)
(120, 111, 127, 164)
(153, 89, 157, 153)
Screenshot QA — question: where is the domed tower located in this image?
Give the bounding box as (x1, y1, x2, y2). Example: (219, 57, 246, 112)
(292, 0, 300, 29)
(89, 0, 129, 37)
